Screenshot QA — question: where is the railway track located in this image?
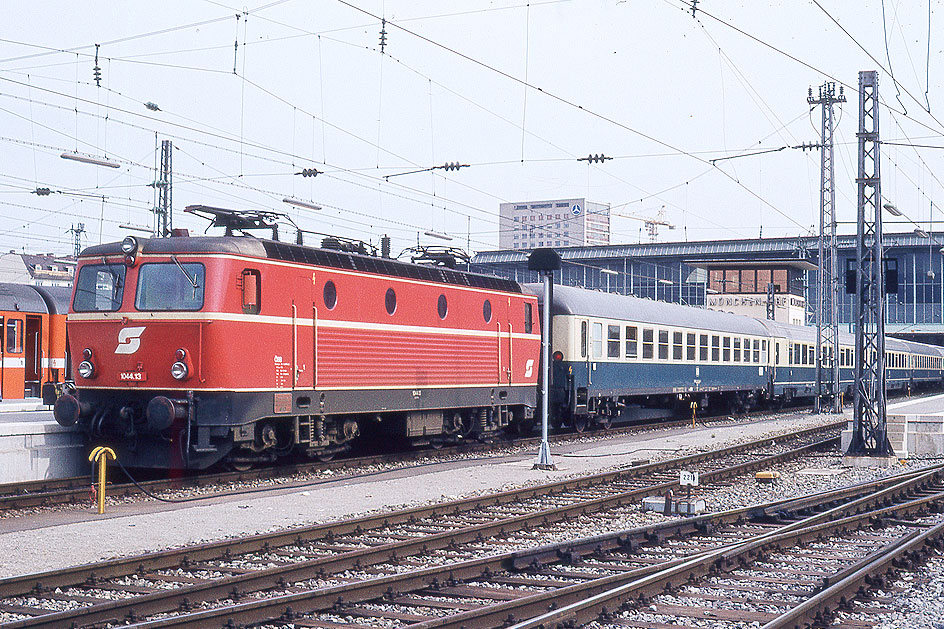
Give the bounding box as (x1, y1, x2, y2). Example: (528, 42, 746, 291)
(0, 408, 818, 514)
(0, 424, 842, 627)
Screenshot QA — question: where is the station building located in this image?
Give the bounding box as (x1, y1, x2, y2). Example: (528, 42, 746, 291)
(471, 232, 944, 346)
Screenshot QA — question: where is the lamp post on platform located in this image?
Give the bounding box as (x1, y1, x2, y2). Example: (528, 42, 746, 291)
(529, 248, 561, 470)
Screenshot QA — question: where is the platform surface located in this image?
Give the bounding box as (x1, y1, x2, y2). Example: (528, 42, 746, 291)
(887, 393, 944, 416)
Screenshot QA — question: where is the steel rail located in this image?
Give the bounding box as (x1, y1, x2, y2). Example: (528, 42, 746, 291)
(0, 430, 842, 627)
(104, 468, 944, 628)
(0, 406, 821, 512)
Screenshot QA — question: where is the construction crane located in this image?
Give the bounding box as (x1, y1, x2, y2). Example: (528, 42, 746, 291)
(612, 205, 676, 242)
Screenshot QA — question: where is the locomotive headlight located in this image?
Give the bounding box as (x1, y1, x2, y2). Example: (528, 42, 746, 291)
(121, 236, 138, 255)
(170, 361, 189, 380)
(77, 360, 95, 379)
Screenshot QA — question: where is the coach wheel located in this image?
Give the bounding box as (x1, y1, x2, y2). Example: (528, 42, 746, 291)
(225, 458, 255, 472)
(598, 414, 613, 430)
(573, 415, 589, 433)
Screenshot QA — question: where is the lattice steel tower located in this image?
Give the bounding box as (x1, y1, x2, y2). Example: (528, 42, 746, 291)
(152, 139, 173, 237)
(809, 82, 845, 414)
(847, 70, 893, 457)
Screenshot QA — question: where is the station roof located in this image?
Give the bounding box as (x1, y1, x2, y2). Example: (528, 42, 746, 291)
(472, 232, 940, 265)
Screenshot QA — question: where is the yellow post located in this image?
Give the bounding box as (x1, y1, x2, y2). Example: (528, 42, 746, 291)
(690, 400, 697, 428)
(88, 446, 117, 515)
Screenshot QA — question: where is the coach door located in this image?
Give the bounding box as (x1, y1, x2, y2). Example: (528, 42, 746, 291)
(1, 316, 24, 399)
(577, 318, 591, 384)
(25, 315, 42, 397)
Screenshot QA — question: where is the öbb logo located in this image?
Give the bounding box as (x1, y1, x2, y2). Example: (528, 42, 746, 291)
(115, 327, 146, 355)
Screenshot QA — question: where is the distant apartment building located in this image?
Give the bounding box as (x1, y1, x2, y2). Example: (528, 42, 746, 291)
(0, 252, 75, 286)
(499, 198, 610, 250)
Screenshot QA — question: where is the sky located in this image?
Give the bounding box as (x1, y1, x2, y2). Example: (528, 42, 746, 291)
(0, 0, 942, 259)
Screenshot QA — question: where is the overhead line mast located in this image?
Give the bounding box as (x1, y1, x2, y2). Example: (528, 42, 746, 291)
(847, 70, 894, 458)
(809, 82, 845, 414)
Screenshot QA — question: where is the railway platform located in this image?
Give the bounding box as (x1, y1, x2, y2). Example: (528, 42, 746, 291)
(0, 398, 85, 484)
(886, 393, 944, 457)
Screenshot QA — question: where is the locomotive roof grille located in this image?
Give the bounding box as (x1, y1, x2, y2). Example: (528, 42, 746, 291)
(262, 241, 521, 293)
(78, 237, 521, 294)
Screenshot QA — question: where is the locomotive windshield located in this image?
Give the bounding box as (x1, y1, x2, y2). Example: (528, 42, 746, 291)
(135, 262, 205, 311)
(73, 263, 126, 312)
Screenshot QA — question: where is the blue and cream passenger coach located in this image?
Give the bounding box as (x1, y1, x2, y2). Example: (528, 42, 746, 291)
(530, 284, 771, 430)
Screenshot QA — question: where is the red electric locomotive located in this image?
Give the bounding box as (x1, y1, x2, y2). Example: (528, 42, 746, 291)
(54, 207, 541, 469)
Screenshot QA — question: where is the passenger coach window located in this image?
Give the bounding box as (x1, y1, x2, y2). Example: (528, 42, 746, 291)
(580, 321, 588, 359)
(757, 340, 763, 363)
(73, 263, 126, 312)
(242, 269, 261, 314)
(658, 330, 669, 360)
(733, 338, 741, 362)
(135, 262, 205, 311)
(625, 326, 638, 359)
(722, 337, 731, 362)
(673, 332, 683, 360)
(592, 322, 603, 359)
(607, 325, 620, 358)
(699, 334, 708, 361)
(744, 338, 752, 362)
(642, 328, 654, 359)
(5, 319, 22, 354)
(686, 333, 696, 361)
(711, 335, 720, 361)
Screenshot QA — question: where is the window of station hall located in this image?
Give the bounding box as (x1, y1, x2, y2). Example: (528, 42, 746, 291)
(709, 268, 789, 294)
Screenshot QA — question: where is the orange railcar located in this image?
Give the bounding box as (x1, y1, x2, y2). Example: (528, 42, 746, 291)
(0, 284, 70, 400)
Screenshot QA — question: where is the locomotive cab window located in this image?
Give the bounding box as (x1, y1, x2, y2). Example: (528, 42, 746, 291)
(73, 263, 126, 312)
(242, 269, 261, 314)
(524, 303, 533, 333)
(135, 262, 205, 311)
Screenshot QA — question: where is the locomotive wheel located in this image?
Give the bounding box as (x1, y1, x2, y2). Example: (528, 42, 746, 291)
(316, 450, 336, 462)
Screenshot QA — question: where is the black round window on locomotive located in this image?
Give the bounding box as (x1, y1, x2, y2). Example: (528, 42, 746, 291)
(483, 299, 492, 323)
(323, 280, 337, 310)
(438, 294, 448, 319)
(385, 287, 397, 315)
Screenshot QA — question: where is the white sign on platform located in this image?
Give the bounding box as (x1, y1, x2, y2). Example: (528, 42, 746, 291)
(679, 470, 699, 487)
